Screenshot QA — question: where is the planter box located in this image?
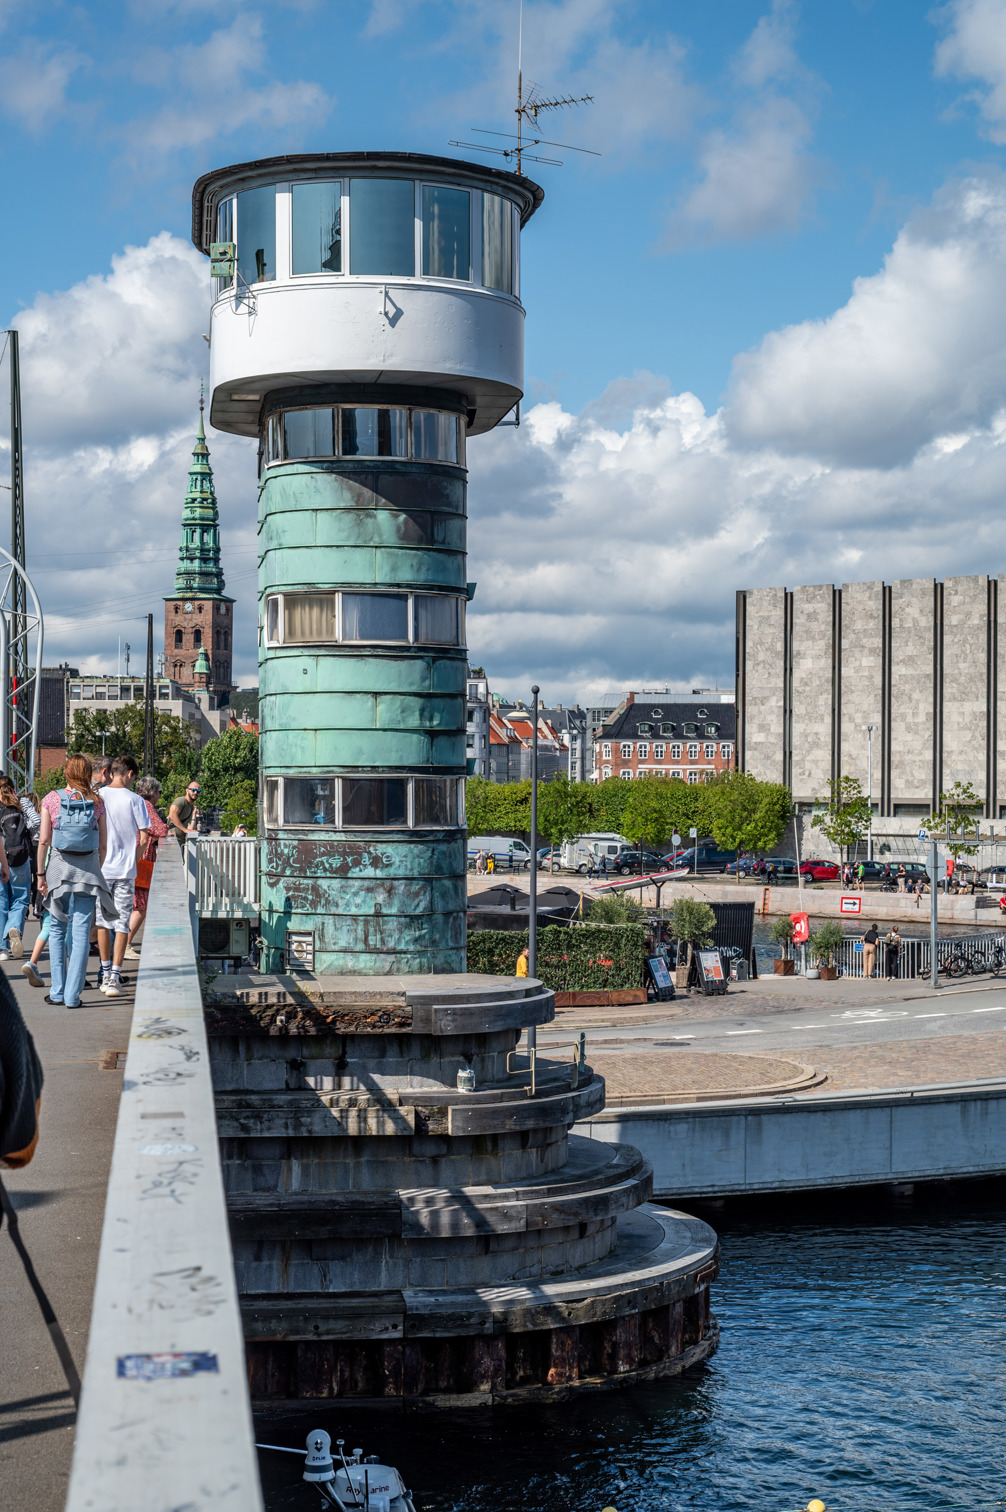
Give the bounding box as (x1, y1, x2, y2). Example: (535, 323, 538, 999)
(773, 959, 795, 975)
(552, 989, 648, 1008)
(818, 965, 838, 980)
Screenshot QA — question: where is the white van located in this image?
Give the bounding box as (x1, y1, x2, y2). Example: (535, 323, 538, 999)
(467, 835, 533, 870)
(561, 832, 628, 874)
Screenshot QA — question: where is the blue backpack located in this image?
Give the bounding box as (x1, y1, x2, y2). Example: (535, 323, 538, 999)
(53, 789, 97, 854)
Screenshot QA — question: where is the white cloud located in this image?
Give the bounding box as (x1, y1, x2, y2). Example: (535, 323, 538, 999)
(127, 15, 333, 159)
(726, 171, 1006, 467)
(7, 235, 260, 683)
(665, 0, 822, 246)
(16, 162, 1006, 703)
(934, 0, 1006, 143)
(0, 42, 87, 132)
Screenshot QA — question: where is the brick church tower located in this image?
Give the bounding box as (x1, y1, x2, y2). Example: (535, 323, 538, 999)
(164, 404, 234, 702)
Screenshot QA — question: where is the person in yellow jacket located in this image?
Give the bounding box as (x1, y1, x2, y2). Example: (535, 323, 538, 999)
(516, 945, 529, 977)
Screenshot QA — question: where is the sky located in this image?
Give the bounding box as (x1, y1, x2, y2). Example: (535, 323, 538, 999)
(3, 0, 1006, 704)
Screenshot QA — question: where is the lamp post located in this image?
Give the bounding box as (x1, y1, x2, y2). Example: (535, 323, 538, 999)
(862, 723, 876, 861)
(528, 685, 539, 1055)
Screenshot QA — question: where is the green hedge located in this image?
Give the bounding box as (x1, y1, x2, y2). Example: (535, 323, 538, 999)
(467, 924, 647, 991)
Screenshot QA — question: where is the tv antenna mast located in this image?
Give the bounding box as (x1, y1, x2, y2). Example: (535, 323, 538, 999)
(449, 0, 599, 174)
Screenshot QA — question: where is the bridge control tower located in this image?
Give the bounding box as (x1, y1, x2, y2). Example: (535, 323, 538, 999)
(192, 152, 542, 974)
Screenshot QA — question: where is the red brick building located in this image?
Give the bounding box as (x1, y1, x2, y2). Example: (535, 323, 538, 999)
(594, 694, 736, 783)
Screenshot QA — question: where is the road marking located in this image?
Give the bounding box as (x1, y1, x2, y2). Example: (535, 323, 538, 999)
(725, 1029, 764, 1035)
(971, 1006, 1006, 1012)
(913, 1013, 946, 1018)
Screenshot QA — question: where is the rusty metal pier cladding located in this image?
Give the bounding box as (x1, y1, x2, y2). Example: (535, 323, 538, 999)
(206, 971, 719, 1405)
(191, 152, 719, 1405)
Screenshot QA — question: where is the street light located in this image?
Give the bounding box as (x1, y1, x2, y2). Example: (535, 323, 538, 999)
(528, 685, 539, 1055)
(862, 724, 876, 861)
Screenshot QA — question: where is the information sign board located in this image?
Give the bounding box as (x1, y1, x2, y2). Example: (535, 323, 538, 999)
(648, 956, 672, 990)
(697, 950, 725, 981)
(839, 895, 862, 915)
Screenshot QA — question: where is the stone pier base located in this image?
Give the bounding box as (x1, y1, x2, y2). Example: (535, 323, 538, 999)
(204, 973, 719, 1405)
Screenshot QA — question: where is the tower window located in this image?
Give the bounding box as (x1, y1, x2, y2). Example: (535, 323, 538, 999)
(349, 178, 415, 276)
(174, 630, 183, 648)
(292, 179, 341, 275)
(270, 775, 463, 830)
(265, 589, 465, 647)
(482, 192, 513, 293)
(193, 629, 202, 647)
(237, 184, 276, 285)
(422, 184, 470, 281)
(223, 631, 229, 649)
(267, 404, 463, 466)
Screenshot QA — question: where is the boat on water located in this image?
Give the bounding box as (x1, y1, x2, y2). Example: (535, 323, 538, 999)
(258, 1429, 417, 1512)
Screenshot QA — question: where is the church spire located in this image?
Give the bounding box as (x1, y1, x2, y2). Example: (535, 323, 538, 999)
(174, 400, 226, 597)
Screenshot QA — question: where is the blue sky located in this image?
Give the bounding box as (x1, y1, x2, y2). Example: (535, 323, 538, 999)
(3, 0, 1006, 700)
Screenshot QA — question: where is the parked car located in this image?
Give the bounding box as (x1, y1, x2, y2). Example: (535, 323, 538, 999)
(536, 846, 563, 869)
(849, 859, 888, 882)
(800, 858, 840, 881)
(661, 843, 738, 874)
(612, 850, 668, 876)
(884, 861, 931, 885)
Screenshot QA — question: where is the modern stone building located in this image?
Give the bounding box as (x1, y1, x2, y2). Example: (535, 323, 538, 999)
(736, 576, 1006, 817)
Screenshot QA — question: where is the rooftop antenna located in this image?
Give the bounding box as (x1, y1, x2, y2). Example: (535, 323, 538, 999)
(449, 0, 599, 174)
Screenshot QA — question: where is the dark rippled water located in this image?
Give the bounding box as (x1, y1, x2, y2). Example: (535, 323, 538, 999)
(258, 1182, 1006, 1512)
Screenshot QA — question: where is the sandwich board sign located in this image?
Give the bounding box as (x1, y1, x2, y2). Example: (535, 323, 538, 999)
(840, 895, 862, 915)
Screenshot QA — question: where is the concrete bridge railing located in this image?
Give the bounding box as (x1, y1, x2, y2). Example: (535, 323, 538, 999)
(65, 850, 263, 1511)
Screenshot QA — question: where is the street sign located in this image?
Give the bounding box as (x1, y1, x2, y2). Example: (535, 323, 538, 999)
(840, 895, 862, 914)
(671, 832, 681, 848)
(689, 827, 698, 838)
(918, 829, 927, 841)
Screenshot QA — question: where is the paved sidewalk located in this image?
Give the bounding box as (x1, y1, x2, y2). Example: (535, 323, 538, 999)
(0, 923, 134, 1512)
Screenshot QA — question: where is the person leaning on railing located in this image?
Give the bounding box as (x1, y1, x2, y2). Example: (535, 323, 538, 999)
(168, 781, 201, 848)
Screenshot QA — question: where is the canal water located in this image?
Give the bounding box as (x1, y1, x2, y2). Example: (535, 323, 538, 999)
(257, 1181, 1006, 1512)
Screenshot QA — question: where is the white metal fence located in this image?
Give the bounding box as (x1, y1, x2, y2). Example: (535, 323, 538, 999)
(809, 930, 1006, 979)
(187, 836, 260, 920)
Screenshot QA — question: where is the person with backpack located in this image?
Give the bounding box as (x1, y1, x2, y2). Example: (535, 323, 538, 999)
(36, 754, 111, 1009)
(0, 777, 36, 960)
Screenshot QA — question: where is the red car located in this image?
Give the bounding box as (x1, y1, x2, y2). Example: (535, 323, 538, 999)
(800, 858, 840, 881)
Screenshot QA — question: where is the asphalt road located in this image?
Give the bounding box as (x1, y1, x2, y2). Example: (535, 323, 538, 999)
(540, 984, 1006, 1057)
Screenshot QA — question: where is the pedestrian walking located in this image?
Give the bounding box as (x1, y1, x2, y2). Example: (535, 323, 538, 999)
(516, 944, 529, 978)
(945, 857, 955, 894)
(586, 853, 596, 879)
(95, 757, 150, 998)
(125, 775, 170, 959)
(861, 922, 879, 979)
(885, 925, 902, 978)
(508, 842, 514, 873)
(168, 780, 201, 848)
(0, 778, 35, 960)
(37, 755, 111, 1009)
(91, 755, 111, 791)
(486, 853, 495, 874)
(600, 855, 608, 879)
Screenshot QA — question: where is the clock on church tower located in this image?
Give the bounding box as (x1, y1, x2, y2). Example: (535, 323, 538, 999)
(164, 404, 235, 700)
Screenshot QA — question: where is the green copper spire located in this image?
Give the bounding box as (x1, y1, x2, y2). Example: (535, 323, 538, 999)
(173, 402, 226, 597)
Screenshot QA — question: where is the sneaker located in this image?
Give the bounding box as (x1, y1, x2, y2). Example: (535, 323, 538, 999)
(0, 951, 11, 962)
(7, 928, 23, 959)
(102, 979, 122, 996)
(43, 994, 63, 1005)
(21, 961, 43, 988)
(124, 945, 141, 960)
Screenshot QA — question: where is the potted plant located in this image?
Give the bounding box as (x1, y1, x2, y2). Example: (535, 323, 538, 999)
(770, 916, 795, 974)
(810, 920, 844, 980)
(669, 897, 717, 989)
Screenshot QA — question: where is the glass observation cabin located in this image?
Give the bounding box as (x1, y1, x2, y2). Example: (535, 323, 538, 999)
(192, 153, 544, 440)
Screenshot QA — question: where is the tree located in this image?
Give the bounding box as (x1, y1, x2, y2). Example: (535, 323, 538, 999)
(668, 897, 716, 986)
(589, 893, 646, 924)
(196, 727, 259, 808)
(620, 777, 674, 863)
(811, 776, 872, 863)
(707, 771, 792, 876)
(770, 915, 795, 961)
(929, 780, 983, 865)
(66, 702, 197, 784)
(220, 779, 258, 836)
(536, 776, 593, 870)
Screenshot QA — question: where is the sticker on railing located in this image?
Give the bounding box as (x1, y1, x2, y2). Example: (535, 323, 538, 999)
(136, 1143, 198, 1156)
(117, 1351, 219, 1380)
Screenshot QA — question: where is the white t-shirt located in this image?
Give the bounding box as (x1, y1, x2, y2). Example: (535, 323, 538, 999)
(100, 786, 150, 881)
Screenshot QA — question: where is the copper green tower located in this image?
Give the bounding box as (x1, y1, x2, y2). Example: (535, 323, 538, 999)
(165, 404, 234, 702)
(193, 153, 542, 973)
